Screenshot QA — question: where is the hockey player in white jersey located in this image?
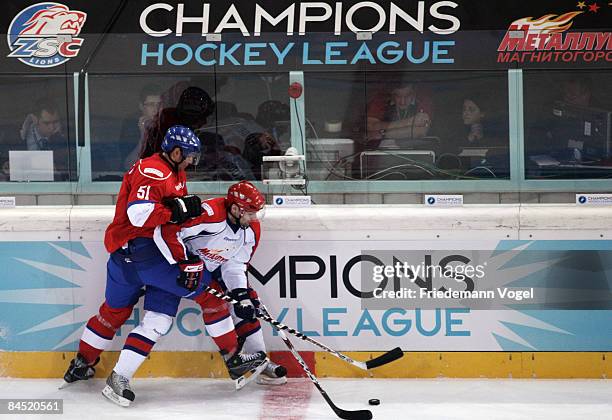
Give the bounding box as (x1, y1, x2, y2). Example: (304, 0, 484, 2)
(153, 180, 287, 385)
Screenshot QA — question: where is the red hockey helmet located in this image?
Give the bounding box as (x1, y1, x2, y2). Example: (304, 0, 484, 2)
(227, 181, 265, 213)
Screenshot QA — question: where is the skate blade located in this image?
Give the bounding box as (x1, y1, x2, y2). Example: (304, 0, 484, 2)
(58, 380, 73, 390)
(102, 385, 132, 407)
(256, 374, 288, 386)
(235, 358, 269, 391)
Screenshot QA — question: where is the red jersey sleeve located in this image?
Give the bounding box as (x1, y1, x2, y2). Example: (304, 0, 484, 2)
(154, 222, 186, 263)
(125, 161, 175, 228)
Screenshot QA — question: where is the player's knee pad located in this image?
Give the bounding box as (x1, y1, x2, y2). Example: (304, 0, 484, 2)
(99, 301, 133, 330)
(139, 311, 173, 338)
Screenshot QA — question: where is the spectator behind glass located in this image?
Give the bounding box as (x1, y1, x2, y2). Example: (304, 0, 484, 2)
(366, 82, 434, 148)
(120, 83, 162, 169)
(561, 75, 593, 107)
(462, 97, 485, 145)
(527, 75, 598, 157)
(142, 85, 256, 180)
(195, 99, 284, 180)
(140, 86, 215, 159)
(21, 97, 63, 151)
(242, 131, 282, 180)
(255, 100, 291, 146)
(20, 97, 73, 180)
(461, 94, 503, 148)
(462, 94, 506, 146)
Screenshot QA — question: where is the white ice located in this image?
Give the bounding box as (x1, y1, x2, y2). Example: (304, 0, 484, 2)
(0, 378, 610, 420)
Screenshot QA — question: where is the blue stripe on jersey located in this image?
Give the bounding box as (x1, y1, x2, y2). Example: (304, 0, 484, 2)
(127, 199, 155, 208)
(240, 325, 261, 339)
(86, 324, 113, 340)
(123, 344, 149, 357)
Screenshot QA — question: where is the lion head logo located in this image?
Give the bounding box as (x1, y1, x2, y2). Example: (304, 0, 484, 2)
(7, 2, 88, 68)
(20, 5, 86, 36)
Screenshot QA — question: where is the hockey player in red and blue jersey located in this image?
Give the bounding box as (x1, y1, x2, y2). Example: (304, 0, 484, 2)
(62, 126, 204, 387)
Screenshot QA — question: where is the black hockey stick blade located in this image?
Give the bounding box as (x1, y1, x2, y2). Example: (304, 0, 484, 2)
(321, 392, 373, 420)
(365, 347, 404, 370)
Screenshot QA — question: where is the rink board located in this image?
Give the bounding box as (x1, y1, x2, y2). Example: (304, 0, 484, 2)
(0, 351, 610, 379)
(0, 205, 611, 378)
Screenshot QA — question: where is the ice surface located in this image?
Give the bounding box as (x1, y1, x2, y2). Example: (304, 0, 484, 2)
(0, 378, 610, 420)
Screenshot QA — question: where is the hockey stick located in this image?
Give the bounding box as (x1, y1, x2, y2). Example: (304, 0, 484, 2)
(204, 286, 403, 371)
(260, 304, 372, 420)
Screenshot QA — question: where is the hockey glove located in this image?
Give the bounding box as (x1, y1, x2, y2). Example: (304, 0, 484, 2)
(177, 256, 204, 292)
(166, 195, 202, 224)
(229, 288, 257, 321)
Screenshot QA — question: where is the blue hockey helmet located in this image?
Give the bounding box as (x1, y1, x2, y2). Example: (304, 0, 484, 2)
(161, 125, 201, 165)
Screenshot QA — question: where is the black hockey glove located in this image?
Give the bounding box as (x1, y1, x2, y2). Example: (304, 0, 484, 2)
(177, 256, 204, 292)
(165, 195, 202, 224)
(229, 288, 258, 321)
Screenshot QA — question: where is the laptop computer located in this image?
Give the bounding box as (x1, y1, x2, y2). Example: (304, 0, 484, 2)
(9, 150, 54, 181)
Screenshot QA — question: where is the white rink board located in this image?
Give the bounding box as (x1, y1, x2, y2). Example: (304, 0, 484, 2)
(0, 205, 611, 352)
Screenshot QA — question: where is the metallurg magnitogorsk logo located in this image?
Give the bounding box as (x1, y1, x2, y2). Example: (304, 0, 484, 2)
(7, 2, 87, 68)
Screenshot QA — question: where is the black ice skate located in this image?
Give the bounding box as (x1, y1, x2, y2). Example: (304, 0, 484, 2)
(257, 360, 287, 385)
(225, 350, 269, 390)
(102, 370, 135, 407)
(60, 354, 99, 389)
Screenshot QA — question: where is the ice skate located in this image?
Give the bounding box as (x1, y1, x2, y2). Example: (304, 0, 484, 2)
(102, 370, 135, 407)
(60, 354, 99, 389)
(256, 360, 287, 385)
(225, 350, 268, 390)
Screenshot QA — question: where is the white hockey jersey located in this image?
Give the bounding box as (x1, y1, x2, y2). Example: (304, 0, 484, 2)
(153, 197, 260, 290)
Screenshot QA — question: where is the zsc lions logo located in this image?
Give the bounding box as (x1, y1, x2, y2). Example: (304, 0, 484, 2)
(7, 3, 87, 68)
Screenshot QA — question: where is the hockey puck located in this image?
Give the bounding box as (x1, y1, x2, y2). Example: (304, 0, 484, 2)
(368, 399, 380, 406)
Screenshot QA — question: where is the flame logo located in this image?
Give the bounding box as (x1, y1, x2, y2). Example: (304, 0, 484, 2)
(510, 11, 583, 34)
(200, 247, 225, 255)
